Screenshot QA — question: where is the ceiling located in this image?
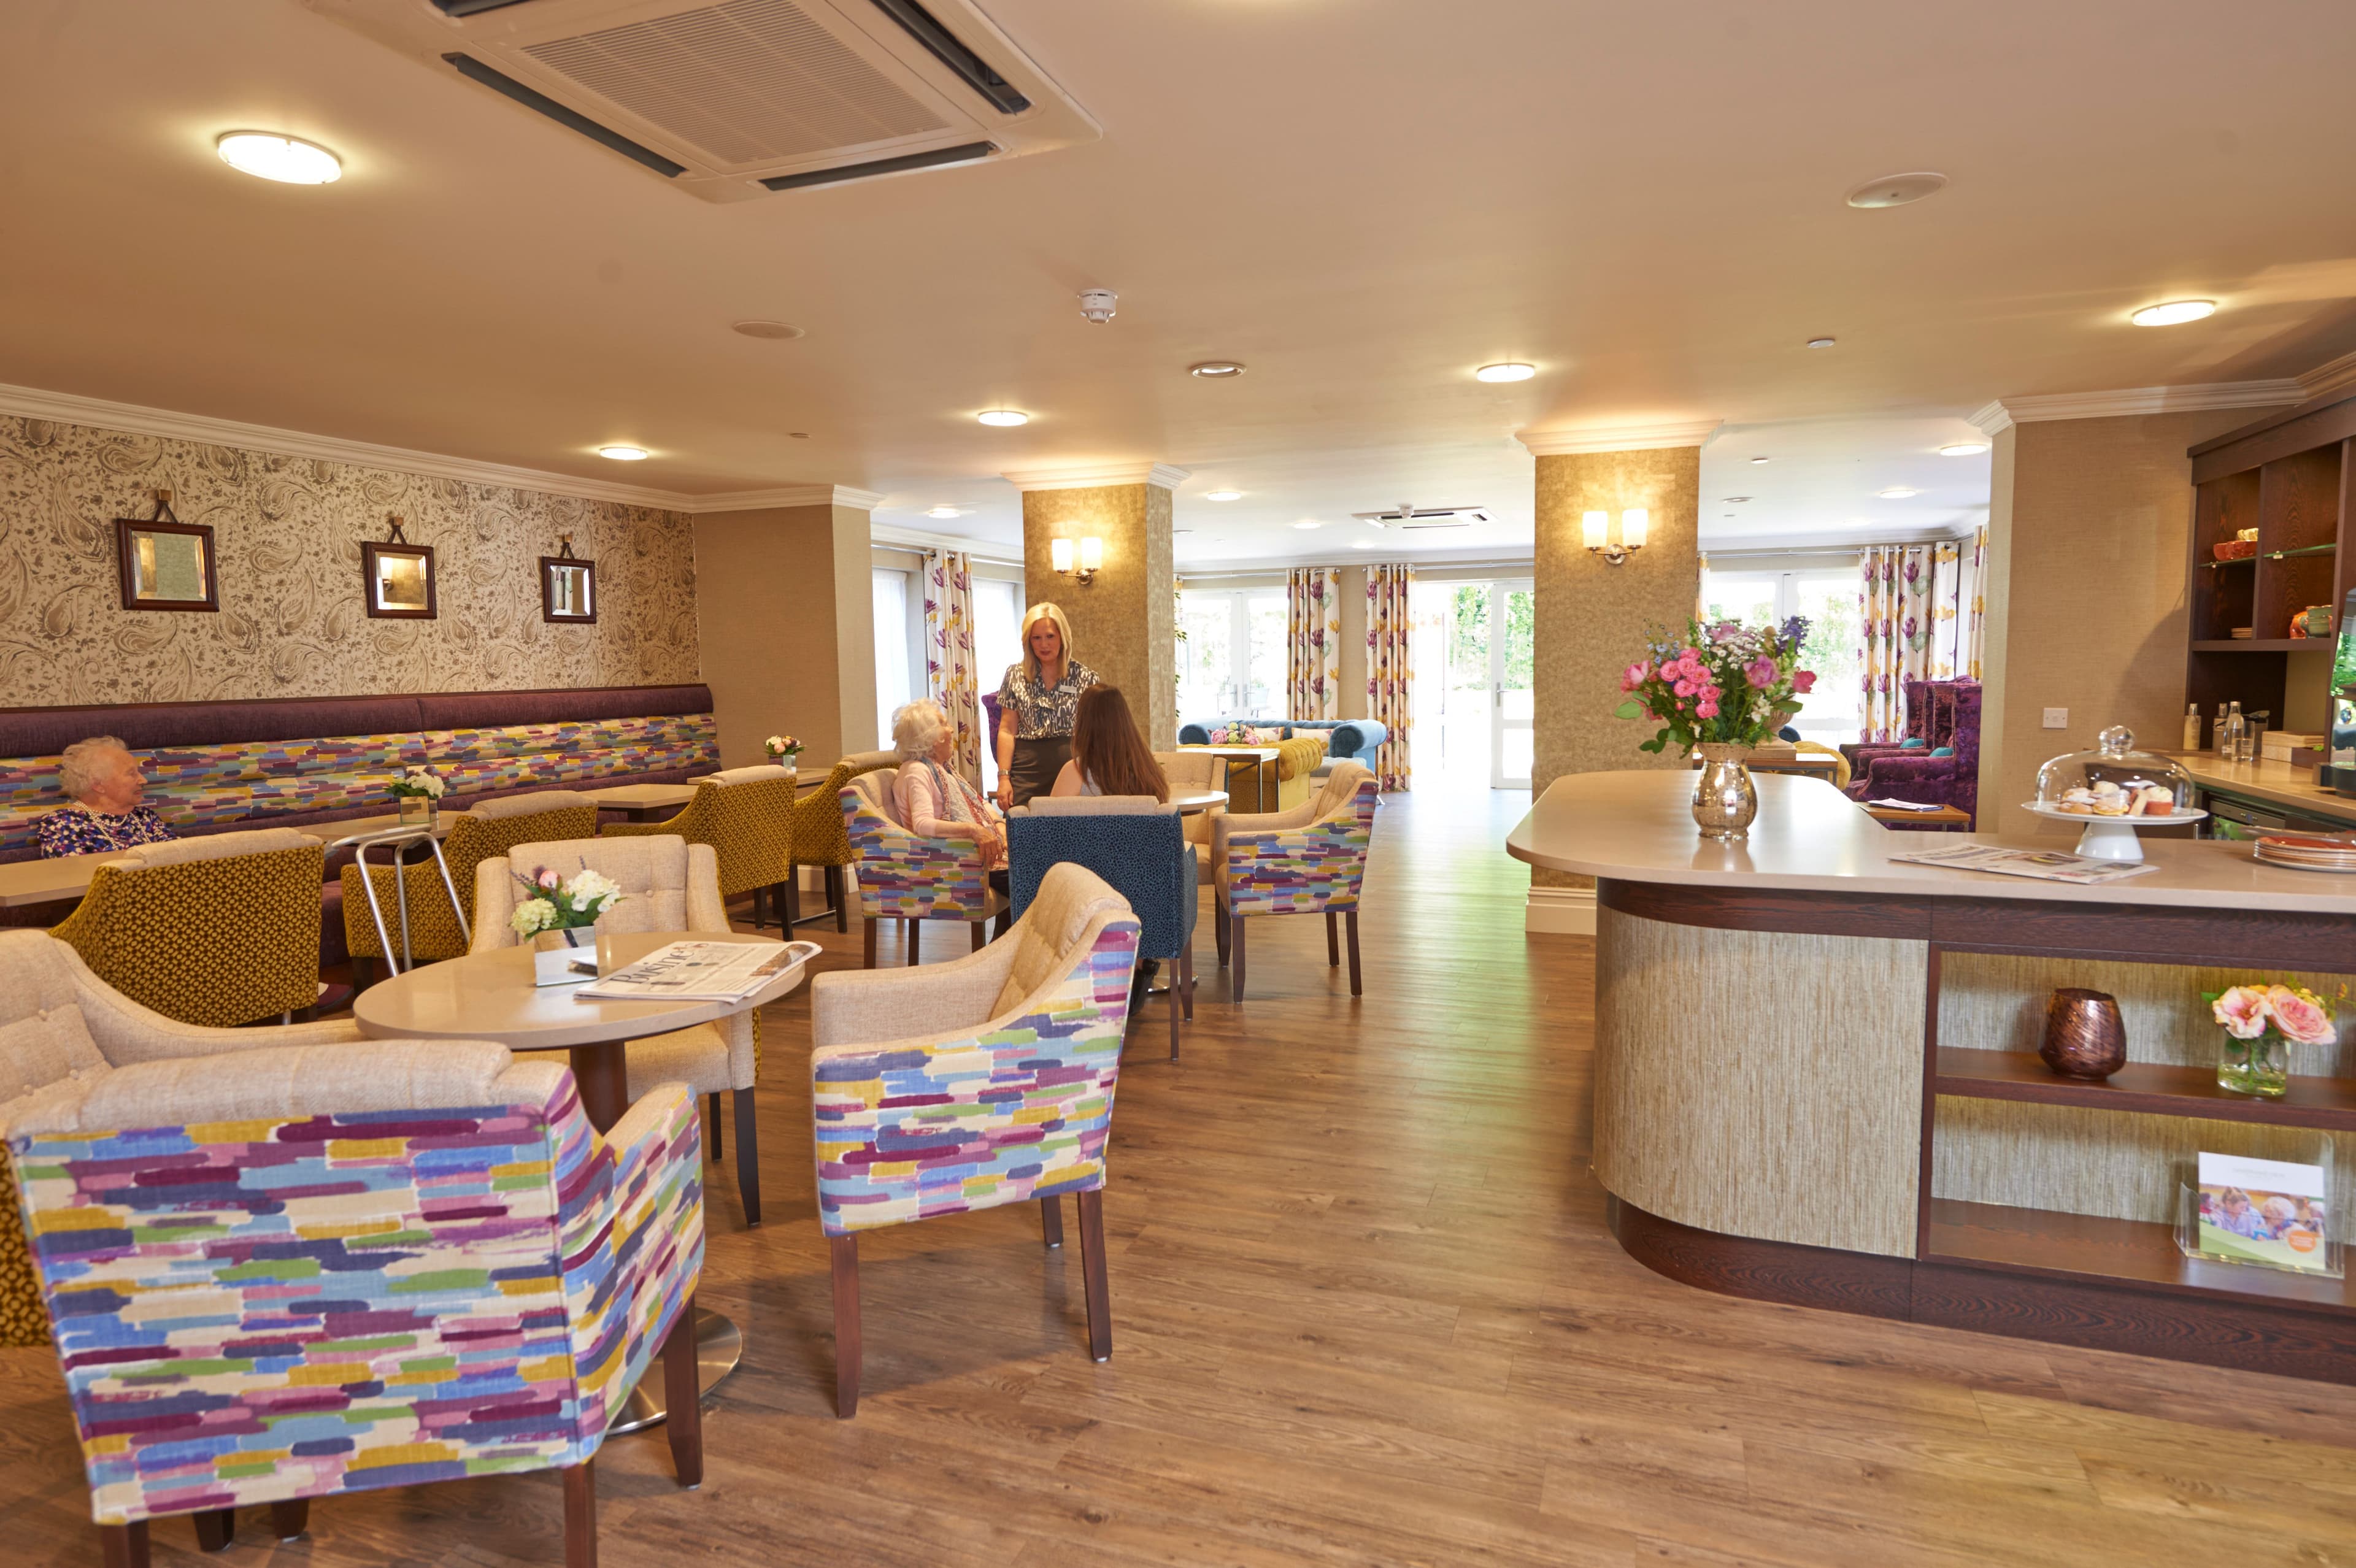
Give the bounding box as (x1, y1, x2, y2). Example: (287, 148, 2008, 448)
(4, 0, 2355, 567)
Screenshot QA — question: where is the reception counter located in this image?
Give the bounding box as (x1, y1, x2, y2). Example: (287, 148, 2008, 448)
(1507, 770, 2356, 1384)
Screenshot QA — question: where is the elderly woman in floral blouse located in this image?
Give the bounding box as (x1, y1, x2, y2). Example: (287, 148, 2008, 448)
(36, 736, 177, 858)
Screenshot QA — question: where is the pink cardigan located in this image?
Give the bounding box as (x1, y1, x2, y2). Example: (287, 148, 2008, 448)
(894, 761, 1002, 839)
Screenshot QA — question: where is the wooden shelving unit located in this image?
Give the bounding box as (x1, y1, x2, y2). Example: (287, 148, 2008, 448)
(1934, 1045, 2356, 1131)
(1924, 1199, 2352, 1315)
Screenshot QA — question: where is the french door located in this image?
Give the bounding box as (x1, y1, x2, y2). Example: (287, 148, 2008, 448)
(1488, 582, 1534, 790)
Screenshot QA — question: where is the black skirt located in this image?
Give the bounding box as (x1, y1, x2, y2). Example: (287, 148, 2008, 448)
(1007, 736, 1072, 807)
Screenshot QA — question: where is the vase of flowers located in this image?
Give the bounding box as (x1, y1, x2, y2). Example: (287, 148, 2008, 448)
(2209, 982, 2337, 1096)
(510, 863, 627, 986)
(764, 734, 804, 772)
(1615, 618, 1817, 842)
(390, 766, 446, 829)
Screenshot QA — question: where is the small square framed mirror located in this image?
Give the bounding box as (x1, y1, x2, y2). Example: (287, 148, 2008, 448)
(541, 556, 596, 623)
(114, 517, 218, 612)
(363, 542, 437, 619)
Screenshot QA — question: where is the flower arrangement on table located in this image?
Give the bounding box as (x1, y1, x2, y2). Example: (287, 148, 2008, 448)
(764, 734, 804, 763)
(509, 863, 627, 937)
(388, 765, 446, 823)
(2208, 982, 2339, 1097)
(1614, 617, 1818, 755)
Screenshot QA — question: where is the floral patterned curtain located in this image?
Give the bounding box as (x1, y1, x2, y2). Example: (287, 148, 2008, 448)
(1926, 531, 1988, 682)
(922, 549, 983, 786)
(1365, 563, 1414, 791)
(1857, 544, 1938, 742)
(1286, 566, 1341, 720)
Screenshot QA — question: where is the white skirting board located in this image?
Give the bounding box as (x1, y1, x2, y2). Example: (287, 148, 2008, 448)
(1525, 886, 1597, 936)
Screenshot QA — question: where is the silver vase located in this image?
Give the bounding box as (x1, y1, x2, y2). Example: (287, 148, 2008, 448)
(1692, 744, 1758, 841)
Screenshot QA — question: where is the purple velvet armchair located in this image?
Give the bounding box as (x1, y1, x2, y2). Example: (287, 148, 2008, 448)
(1847, 682, 1981, 828)
(1841, 677, 1938, 774)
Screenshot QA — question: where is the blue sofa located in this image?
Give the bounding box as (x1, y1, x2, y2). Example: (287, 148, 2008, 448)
(1175, 718, 1388, 776)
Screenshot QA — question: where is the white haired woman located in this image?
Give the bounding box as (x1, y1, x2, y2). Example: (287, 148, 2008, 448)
(891, 699, 1007, 878)
(36, 736, 177, 858)
(992, 601, 1098, 810)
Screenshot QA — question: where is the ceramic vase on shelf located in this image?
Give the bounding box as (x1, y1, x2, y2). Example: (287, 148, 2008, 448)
(1691, 744, 1759, 841)
(396, 795, 436, 831)
(2040, 988, 2127, 1081)
(2217, 1031, 2290, 1097)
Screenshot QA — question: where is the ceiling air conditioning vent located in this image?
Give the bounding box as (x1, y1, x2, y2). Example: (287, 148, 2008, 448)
(306, 0, 1098, 202)
(1353, 504, 1493, 530)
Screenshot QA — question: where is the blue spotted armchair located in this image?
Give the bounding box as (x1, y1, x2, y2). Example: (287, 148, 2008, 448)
(1006, 797, 1198, 1060)
(1212, 760, 1379, 1004)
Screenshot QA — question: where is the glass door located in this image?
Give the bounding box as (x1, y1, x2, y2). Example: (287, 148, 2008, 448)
(1176, 589, 1288, 721)
(1490, 582, 1534, 789)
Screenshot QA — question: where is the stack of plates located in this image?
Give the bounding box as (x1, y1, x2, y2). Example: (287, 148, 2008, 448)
(2254, 833, 2356, 873)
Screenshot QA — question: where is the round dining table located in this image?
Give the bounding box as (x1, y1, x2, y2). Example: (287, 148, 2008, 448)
(354, 928, 812, 1433)
(1169, 788, 1228, 815)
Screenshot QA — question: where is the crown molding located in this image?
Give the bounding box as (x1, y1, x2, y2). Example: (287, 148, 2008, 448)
(999, 461, 1191, 493)
(683, 485, 884, 513)
(2300, 349, 2356, 404)
(1968, 381, 2305, 436)
(869, 521, 1022, 564)
(1515, 419, 1722, 456)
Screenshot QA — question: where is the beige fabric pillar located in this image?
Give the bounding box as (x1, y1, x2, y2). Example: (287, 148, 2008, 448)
(1007, 463, 1187, 747)
(691, 489, 881, 769)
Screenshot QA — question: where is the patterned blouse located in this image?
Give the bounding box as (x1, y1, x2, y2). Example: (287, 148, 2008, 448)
(996, 658, 1100, 740)
(37, 804, 177, 859)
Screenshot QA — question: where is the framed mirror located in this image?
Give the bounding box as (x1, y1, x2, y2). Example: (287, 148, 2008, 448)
(114, 515, 218, 612)
(363, 541, 437, 619)
(541, 556, 596, 623)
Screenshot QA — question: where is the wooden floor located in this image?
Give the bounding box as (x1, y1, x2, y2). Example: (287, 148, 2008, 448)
(11, 788, 2356, 1566)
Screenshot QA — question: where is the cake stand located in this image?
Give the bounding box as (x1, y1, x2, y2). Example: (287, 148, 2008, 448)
(2023, 802, 2208, 861)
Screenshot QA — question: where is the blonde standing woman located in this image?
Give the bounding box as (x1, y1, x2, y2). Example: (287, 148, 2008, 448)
(993, 602, 1099, 809)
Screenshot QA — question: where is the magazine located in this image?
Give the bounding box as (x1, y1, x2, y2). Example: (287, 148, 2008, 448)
(573, 939, 820, 1003)
(2190, 1151, 2333, 1277)
(1886, 843, 2161, 885)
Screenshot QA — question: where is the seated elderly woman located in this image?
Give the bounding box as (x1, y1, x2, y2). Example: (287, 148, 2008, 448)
(37, 736, 177, 858)
(890, 699, 1007, 878)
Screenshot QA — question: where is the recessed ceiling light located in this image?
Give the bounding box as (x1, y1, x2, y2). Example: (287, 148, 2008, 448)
(1939, 442, 1989, 457)
(1204, 490, 1243, 502)
(977, 410, 1028, 427)
(1293, 521, 1322, 530)
(1475, 363, 1537, 383)
(1172, 528, 1195, 536)
(1188, 361, 1245, 378)
(788, 431, 809, 440)
(1806, 336, 1837, 349)
(1877, 487, 1919, 499)
(1723, 496, 1752, 504)
(597, 445, 649, 461)
(1750, 456, 1771, 464)
(732, 320, 804, 340)
(925, 506, 963, 519)
(2131, 299, 2217, 327)
(1845, 171, 1947, 209)
(217, 132, 342, 185)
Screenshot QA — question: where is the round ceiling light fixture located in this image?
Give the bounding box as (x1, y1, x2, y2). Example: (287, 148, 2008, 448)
(1806, 336, 1838, 349)
(1939, 442, 1989, 457)
(1188, 360, 1245, 379)
(1475, 363, 1537, 383)
(732, 320, 805, 340)
(1204, 490, 1244, 502)
(598, 445, 650, 461)
(217, 131, 342, 185)
(1723, 496, 1752, 504)
(1292, 521, 1322, 531)
(976, 410, 1029, 427)
(1845, 171, 1947, 209)
(1750, 456, 1771, 464)
(2131, 299, 2217, 327)
(924, 506, 963, 519)
(1877, 486, 1919, 498)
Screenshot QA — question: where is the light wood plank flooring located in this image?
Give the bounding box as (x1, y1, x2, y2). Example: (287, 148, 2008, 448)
(9, 788, 2356, 1566)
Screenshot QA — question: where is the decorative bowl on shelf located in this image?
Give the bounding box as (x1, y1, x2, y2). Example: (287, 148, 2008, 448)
(2214, 539, 2257, 561)
(2029, 726, 2207, 860)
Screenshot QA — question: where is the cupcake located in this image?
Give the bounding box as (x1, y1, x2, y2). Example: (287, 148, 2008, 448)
(2090, 783, 2131, 817)
(2136, 785, 2176, 817)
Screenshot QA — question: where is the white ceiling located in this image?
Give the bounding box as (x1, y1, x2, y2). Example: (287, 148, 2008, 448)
(4, 0, 2354, 565)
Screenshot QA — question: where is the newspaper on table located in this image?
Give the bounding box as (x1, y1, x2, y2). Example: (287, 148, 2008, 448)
(1866, 797, 1946, 812)
(574, 939, 820, 1003)
(1887, 842, 2160, 886)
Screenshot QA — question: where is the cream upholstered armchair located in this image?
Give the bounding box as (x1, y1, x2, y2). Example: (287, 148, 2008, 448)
(472, 832, 767, 1225)
(1153, 749, 1226, 885)
(809, 862, 1141, 1417)
(1211, 759, 1379, 1003)
(0, 929, 706, 1568)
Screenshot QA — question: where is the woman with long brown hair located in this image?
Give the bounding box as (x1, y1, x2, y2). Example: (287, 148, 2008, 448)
(1051, 685, 1169, 801)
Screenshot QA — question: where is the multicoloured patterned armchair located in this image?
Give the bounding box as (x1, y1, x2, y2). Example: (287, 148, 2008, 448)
(782, 751, 899, 932)
(839, 768, 1004, 968)
(0, 928, 708, 1567)
(601, 764, 798, 928)
(1212, 760, 1379, 1003)
(50, 828, 326, 1027)
(340, 791, 599, 972)
(809, 862, 1140, 1417)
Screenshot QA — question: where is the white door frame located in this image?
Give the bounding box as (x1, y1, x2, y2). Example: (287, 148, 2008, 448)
(1489, 579, 1533, 790)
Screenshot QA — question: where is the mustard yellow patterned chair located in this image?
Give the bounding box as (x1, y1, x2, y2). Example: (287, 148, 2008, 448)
(784, 751, 898, 933)
(602, 764, 798, 928)
(341, 791, 598, 972)
(51, 828, 326, 1029)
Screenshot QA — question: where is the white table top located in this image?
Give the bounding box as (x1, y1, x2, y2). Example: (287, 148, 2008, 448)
(585, 783, 698, 812)
(354, 929, 809, 1050)
(1506, 769, 2356, 914)
(298, 812, 456, 844)
(1169, 789, 1228, 813)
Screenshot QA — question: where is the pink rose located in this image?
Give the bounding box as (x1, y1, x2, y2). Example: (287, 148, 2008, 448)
(534, 867, 561, 891)
(1623, 661, 1651, 690)
(1792, 670, 1817, 694)
(2266, 986, 2336, 1046)
(1696, 699, 1720, 718)
(1744, 657, 1777, 689)
(2212, 986, 2269, 1040)
(1674, 679, 1696, 698)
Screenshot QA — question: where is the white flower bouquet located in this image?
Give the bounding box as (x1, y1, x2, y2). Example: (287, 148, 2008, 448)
(389, 766, 447, 800)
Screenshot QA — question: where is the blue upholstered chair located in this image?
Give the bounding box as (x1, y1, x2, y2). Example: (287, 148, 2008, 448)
(1006, 798, 1197, 1060)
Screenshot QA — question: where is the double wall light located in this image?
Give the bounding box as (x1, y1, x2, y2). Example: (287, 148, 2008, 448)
(1582, 509, 1648, 566)
(1050, 536, 1102, 586)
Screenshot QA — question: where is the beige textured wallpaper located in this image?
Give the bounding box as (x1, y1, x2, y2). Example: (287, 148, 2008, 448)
(692, 502, 875, 769)
(1020, 482, 1176, 745)
(0, 414, 698, 707)
(1531, 446, 1701, 885)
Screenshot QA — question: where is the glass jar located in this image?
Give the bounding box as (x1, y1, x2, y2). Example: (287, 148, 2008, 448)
(2217, 1030, 2290, 1097)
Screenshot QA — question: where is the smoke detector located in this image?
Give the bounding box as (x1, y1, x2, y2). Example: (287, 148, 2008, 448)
(1079, 289, 1118, 325)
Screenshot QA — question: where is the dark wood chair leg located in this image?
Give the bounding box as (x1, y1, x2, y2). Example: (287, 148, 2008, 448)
(707, 1091, 723, 1163)
(1041, 1193, 1064, 1248)
(970, 918, 987, 952)
(661, 1295, 704, 1488)
(100, 1522, 149, 1568)
(1231, 913, 1246, 1003)
(863, 917, 878, 969)
(750, 885, 767, 931)
(783, 872, 802, 926)
(563, 1460, 598, 1568)
(192, 1508, 235, 1552)
(269, 1500, 309, 1542)
(830, 1234, 861, 1418)
(907, 918, 922, 966)
(733, 1086, 761, 1226)
(1214, 897, 1230, 966)
(829, 865, 849, 932)
(1076, 1188, 1112, 1363)
(1179, 935, 1195, 1023)
(1345, 909, 1362, 996)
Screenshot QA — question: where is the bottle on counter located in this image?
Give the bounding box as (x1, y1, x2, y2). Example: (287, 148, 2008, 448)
(2223, 702, 2246, 764)
(2215, 702, 2230, 755)
(2183, 702, 2203, 751)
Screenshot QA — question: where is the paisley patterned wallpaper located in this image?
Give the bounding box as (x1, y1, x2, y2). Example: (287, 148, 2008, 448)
(0, 414, 699, 707)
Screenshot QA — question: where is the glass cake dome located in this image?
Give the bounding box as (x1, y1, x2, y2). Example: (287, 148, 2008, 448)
(2031, 726, 2200, 859)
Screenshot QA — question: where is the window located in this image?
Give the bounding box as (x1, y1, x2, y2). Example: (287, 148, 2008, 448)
(1700, 567, 1861, 744)
(1177, 588, 1286, 721)
(872, 568, 919, 746)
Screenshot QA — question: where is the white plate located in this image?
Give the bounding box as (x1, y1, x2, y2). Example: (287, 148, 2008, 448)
(2024, 802, 2208, 828)
(2020, 802, 2208, 862)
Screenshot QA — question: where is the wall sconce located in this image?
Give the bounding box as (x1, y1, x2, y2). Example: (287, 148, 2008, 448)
(1582, 508, 1647, 566)
(1051, 536, 1102, 585)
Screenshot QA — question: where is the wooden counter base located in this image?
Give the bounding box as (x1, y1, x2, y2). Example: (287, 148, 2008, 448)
(1609, 1194, 2356, 1386)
